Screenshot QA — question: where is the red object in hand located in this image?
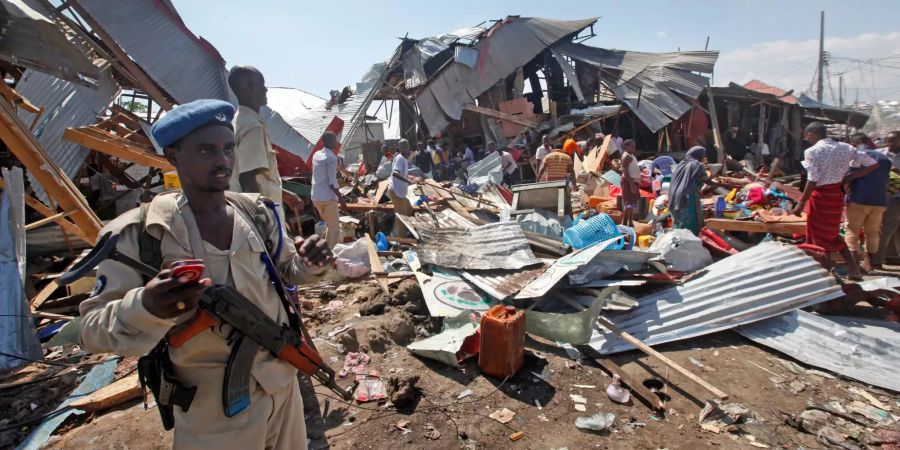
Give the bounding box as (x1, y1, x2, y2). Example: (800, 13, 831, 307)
(171, 260, 204, 283)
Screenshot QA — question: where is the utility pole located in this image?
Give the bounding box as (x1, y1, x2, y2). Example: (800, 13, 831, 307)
(816, 11, 825, 102)
(838, 75, 843, 108)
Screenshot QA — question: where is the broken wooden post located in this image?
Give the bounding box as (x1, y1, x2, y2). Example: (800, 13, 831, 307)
(595, 316, 729, 400)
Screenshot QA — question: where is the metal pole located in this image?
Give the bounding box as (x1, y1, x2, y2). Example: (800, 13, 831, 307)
(838, 75, 843, 108)
(817, 11, 825, 103)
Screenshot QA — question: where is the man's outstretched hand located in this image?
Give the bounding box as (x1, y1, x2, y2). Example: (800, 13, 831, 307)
(142, 264, 212, 319)
(295, 235, 334, 267)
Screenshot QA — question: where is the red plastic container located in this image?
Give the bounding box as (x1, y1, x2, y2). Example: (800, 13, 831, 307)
(478, 305, 525, 379)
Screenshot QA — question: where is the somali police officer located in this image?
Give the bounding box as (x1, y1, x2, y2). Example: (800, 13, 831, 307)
(79, 99, 330, 449)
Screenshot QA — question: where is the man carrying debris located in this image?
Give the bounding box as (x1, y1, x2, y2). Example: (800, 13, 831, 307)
(388, 139, 419, 237)
(311, 131, 348, 248)
(792, 122, 877, 280)
(227, 66, 304, 224)
(620, 139, 641, 226)
(875, 130, 900, 268)
(537, 144, 577, 190)
(79, 99, 332, 449)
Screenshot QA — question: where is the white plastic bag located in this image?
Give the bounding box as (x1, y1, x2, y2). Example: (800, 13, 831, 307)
(333, 239, 372, 278)
(646, 228, 713, 272)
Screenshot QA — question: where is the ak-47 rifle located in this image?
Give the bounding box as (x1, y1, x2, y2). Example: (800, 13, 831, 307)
(61, 232, 354, 421)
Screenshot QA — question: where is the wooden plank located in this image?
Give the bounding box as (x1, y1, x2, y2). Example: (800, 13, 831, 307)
(705, 218, 805, 235)
(25, 210, 74, 231)
(364, 234, 389, 294)
(374, 179, 390, 204)
(577, 345, 666, 412)
(23, 194, 86, 242)
(0, 99, 101, 244)
(68, 373, 142, 412)
(463, 104, 540, 128)
(343, 203, 421, 213)
(706, 89, 726, 169)
(63, 127, 175, 170)
(595, 316, 728, 400)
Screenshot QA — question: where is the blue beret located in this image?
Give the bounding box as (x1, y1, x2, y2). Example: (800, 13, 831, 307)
(151, 99, 235, 148)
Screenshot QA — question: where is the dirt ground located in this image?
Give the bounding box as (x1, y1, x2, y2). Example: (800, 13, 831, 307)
(17, 271, 897, 450)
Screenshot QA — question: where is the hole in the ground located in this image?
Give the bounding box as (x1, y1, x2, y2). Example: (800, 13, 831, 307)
(642, 377, 671, 403)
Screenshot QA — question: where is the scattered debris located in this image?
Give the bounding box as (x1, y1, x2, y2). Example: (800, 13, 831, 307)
(457, 389, 473, 400)
(386, 374, 419, 407)
(509, 431, 525, 441)
(698, 401, 755, 434)
(423, 423, 441, 440)
(606, 375, 631, 404)
(489, 408, 516, 424)
(575, 412, 616, 432)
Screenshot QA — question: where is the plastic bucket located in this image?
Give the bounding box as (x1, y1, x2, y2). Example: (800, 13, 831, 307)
(563, 213, 624, 250)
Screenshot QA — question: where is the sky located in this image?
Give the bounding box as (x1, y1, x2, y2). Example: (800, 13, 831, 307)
(173, 0, 900, 105)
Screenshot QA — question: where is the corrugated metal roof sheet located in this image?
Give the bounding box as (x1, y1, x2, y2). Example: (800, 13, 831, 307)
(76, 0, 229, 103)
(403, 25, 488, 88)
(554, 42, 718, 132)
(76, 0, 314, 162)
(0, 0, 99, 85)
(266, 87, 328, 122)
(414, 16, 597, 133)
(458, 263, 549, 300)
(742, 79, 799, 104)
(16, 68, 119, 204)
(397, 209, 477, 238)
(417, 221, 541, 270)
(736, 310, 900, 392)
(287, 83, 376, 148)
(588, 241, 843, 355)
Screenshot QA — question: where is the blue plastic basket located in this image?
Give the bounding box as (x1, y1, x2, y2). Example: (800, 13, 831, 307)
(563, 213, 625, 250)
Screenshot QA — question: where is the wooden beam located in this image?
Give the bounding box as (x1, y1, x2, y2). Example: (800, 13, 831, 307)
(67, 0, 174, 111)
(706, 89, 726, 171)
(364, 234, 389, 294)
(68, 374, 141, 412)
(63, 127, 174, 170)
(704, 218, 805, 235)
(463, 104, 540, 128)
(25, 210, 75, 231)
(577, 345, 666, 412)
(595, 317, 728, 400)
(24, 194, 87, 242)
(0, 99, 101, 244)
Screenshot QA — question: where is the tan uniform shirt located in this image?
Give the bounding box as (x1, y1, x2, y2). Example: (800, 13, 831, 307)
(79, 191, 322, 432)
(230, 106, 283, 208)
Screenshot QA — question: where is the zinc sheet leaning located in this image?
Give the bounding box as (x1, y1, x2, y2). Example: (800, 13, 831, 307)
(76, 0, 230, 103)
(553, 42, 718, 132)
(736, 310, 900, 392)
(414, 16, 596, 133)
(417, 221, 541, 271)
(16, 68, 119, 204)
(588, 242, 843, 355)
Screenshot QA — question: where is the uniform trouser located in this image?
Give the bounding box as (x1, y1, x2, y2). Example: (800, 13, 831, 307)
(845, 202, 886, 257)
(387, 190, 413, 237)
(174, 379, 306, 450)
(874, 199, 900, 265)
(313, 200, 340, 249)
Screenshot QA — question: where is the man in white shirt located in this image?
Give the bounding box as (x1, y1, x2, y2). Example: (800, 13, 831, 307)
(792, 122, 877, 280)
(311, 131, 347, 248)
(534, 135, 552, 172)
(388, 139, 418, 237)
